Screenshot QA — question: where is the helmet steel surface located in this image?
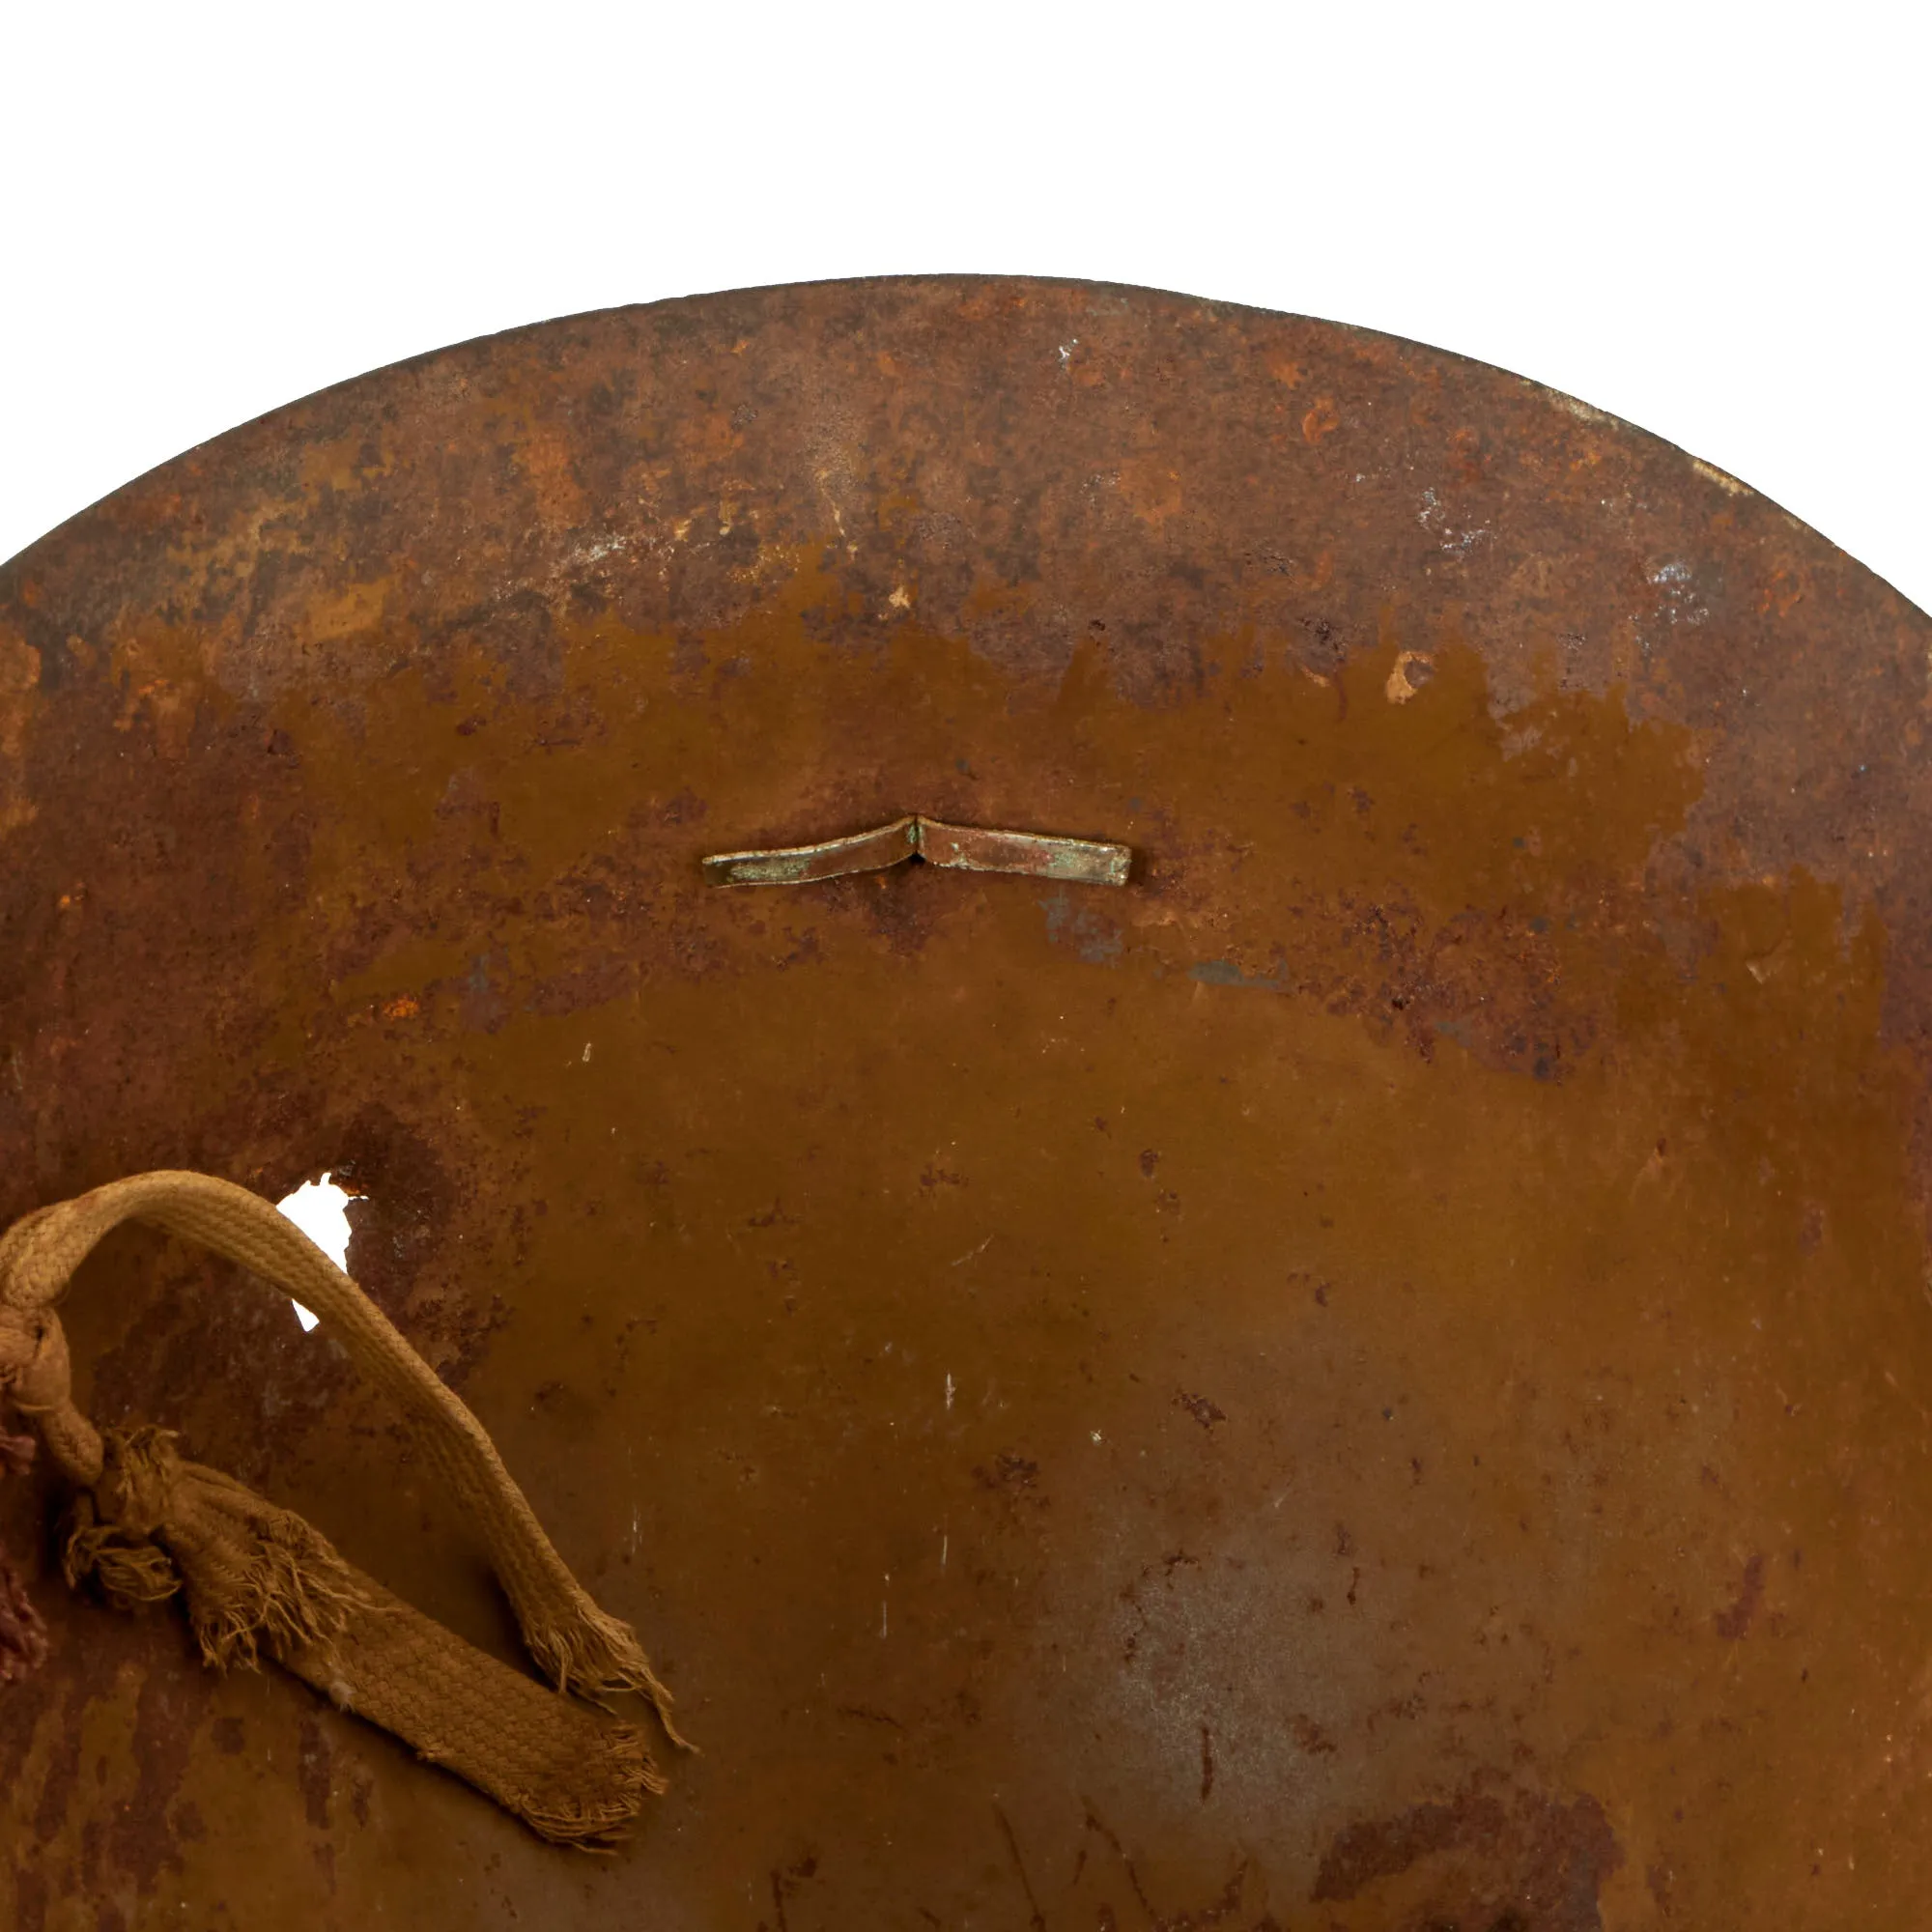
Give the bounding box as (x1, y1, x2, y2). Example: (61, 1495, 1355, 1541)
(2, 277, 1928, 1926)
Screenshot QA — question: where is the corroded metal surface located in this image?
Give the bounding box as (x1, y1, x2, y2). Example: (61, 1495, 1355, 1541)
(2, 276, 1930, 1927)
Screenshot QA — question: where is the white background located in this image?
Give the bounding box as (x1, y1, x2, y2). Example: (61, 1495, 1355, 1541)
(3, 5, 1925, 613)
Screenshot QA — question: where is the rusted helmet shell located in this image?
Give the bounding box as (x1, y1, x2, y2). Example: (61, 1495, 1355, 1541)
(3, 278, 1929, 1927)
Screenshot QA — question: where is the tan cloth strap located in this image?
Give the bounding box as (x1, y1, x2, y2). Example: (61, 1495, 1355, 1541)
(0, 1170, 685, 1846)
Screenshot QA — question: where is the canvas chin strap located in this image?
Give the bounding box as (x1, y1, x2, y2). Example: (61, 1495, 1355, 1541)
(0, 1169, 687, 1848)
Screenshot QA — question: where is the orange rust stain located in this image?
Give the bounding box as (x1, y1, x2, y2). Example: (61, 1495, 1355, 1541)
(873, 489, 923, 533)
(1384, 650, 1434, 703)
(1301, 396, 1341, 442)
(298, 431, 394, 496)
(1115, 455, 1184, 527)
(672, 409, 743, 465)
(1756, 560, 1808, 618)
(107, 627, 229, 758)
(299, 579, 391, 648)
(960, 574, 1038, 626)
(518, 422, 590, 527)
(0, 621, 41, 837)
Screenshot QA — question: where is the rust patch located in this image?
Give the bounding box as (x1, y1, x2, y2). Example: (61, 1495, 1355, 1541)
(1312, 1785, 1622, 1930)
(2, 277, 1930, 1924)
(1174, 1392, 1226, 1430)
(1714, 1553, 1767, 1641)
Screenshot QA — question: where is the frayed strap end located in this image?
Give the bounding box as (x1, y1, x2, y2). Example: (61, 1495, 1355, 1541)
(525, 1600, 694, 1751)
(185, 1511, 364, 1673)
(514, 1722, 665, 1850)
(71, 1430, 362, 1672)
(62, 1508, 183, 1608)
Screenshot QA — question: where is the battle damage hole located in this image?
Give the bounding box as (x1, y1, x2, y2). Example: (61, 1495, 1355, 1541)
(274, 1173, 362, 1331)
